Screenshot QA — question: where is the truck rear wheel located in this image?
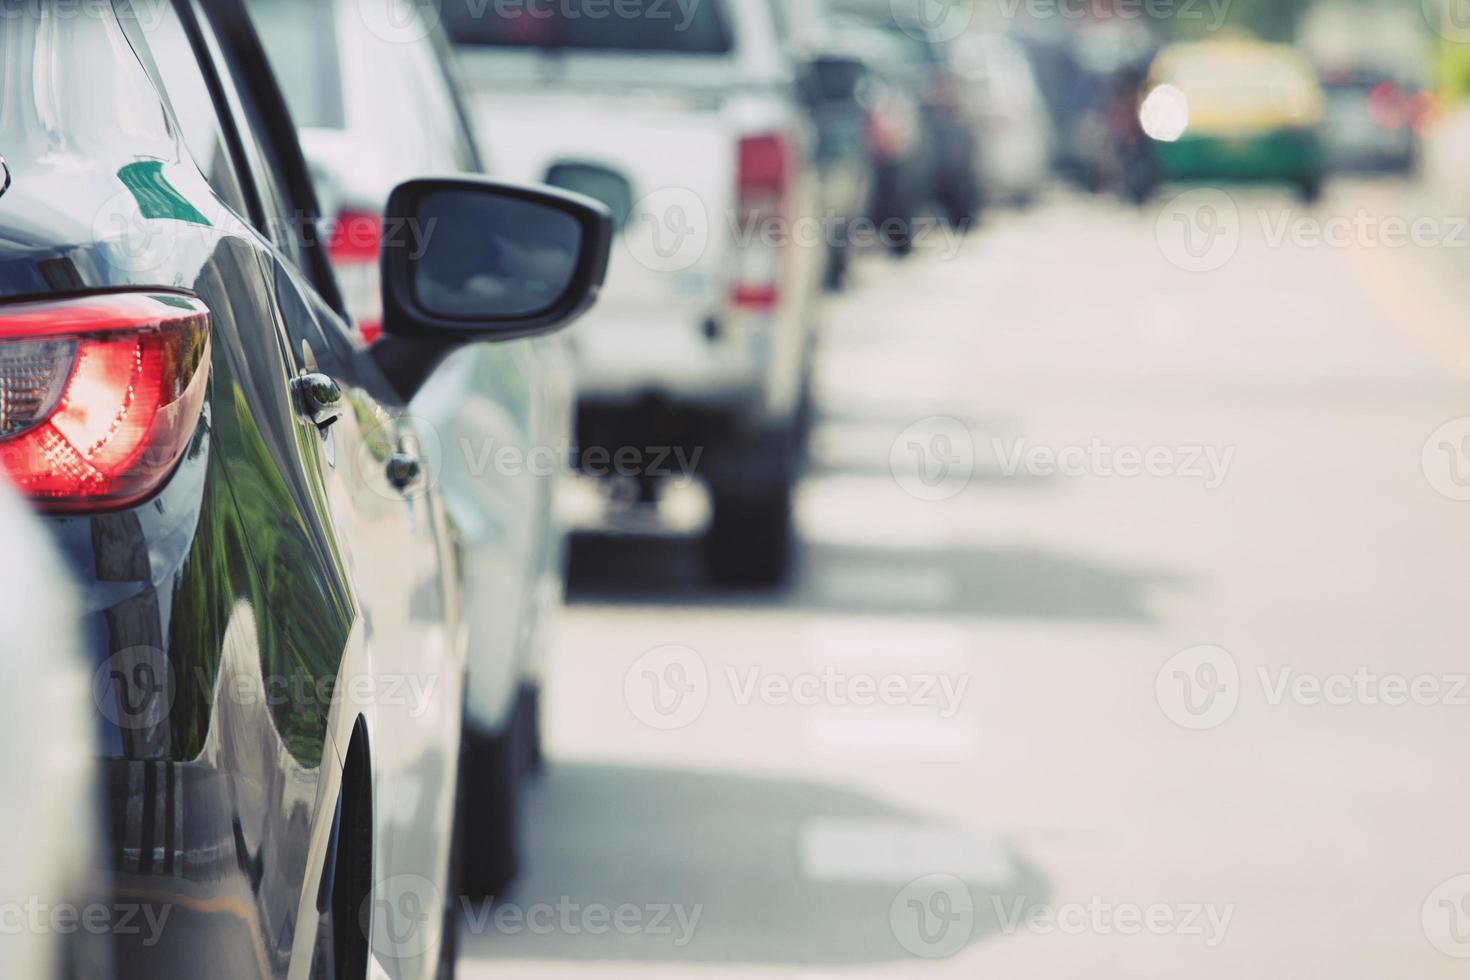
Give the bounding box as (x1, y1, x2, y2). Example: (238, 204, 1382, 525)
(703, 434, 796, 588)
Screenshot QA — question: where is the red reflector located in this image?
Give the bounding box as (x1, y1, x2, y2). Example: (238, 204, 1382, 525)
(328, 210, 383, 264)
(1368, 81, 1407, 130)
(327, 210, 385, 343)
(0, 293, 211, 513)
(738, 134, 793, 195)
(730, 284, 779, 312)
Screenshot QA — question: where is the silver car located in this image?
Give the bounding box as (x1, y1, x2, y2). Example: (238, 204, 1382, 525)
(247, 0, 576, 898)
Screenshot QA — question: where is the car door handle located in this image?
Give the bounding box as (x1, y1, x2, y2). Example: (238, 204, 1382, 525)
(386, 451, 422, 492)
(292, 373, 343, 429)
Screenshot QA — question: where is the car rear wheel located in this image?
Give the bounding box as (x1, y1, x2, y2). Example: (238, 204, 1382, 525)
(315, 736, 372, 980)
(458, 685, 542, 899)
(703, 430, 797, 588)
(1297, 176, 1324, 204)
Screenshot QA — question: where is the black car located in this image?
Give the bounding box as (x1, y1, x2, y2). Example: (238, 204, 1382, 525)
(0, 2, 609, 978)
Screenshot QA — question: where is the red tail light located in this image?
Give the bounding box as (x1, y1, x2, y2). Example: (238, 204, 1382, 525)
(866, 95, 918, 162)
(0, 292, 210, 513)
(732, 134, 795, 314)
(738, 134, 793, 197)
(1368, 81, 1408, 130)
(328, 210, 384, 343)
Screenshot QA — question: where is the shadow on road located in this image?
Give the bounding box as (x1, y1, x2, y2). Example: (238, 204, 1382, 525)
(461, 762, 1049, 965)
(568, 532, 1183, 622)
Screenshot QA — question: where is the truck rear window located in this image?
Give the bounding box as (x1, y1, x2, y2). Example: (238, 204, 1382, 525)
(442, 0, 732, 54)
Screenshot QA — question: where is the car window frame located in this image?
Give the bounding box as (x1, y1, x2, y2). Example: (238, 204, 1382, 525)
(185, 0, 348, 315)
(113, 0, 257, 228)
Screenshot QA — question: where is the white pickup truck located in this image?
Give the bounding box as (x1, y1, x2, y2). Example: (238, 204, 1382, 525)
(444, 0, 831, 585)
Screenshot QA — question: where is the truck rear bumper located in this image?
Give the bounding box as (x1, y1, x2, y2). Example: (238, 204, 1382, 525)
(568, 310, 770, 410)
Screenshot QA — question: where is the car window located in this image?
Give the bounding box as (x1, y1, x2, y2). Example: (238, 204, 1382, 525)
(187, 0, 313, 266)
(117, 0, 251, 220)
(249, 0, 475, 180)
(442, 0, 732, 54)
(241, 0, 346, 129)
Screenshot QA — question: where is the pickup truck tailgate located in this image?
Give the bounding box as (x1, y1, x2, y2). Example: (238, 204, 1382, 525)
(469, 85, 741, 322)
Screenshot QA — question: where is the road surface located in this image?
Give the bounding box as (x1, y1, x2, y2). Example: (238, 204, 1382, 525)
(460, 179, 1470, 979)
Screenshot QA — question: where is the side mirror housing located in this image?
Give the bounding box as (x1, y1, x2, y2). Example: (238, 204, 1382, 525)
(370, 177, 611, 401)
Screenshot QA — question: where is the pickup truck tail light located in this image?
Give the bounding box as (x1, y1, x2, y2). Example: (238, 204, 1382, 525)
(732, 133, 794, 313)
(866, 93, 918, 163)
(0, 293, 211, 513)
(328, 209, 384, 343)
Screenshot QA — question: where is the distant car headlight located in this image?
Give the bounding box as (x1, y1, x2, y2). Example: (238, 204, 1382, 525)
(1140, 85, 1190, 143)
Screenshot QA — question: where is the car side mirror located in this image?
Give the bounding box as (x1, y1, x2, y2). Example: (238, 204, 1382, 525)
(384, 177, 611, 342)
(370, 177, 611, 401)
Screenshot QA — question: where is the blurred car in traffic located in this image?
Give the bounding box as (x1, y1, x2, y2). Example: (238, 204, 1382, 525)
(1319, 67, 1428, 175)
(444, 0, 826, 585)
(763, 0, 876, 290)
(0, 487, 108, 980)
(245, 0, 575, 898)
(826, 16, 930, 255)
(869, 15, 984, 224)
(1039, 17, 1158, 193)
(821, 16, 928, 255)
(953, 33, 1053, 206)
(0, 3, 610, 979)
(1141, 38, 1327, 202)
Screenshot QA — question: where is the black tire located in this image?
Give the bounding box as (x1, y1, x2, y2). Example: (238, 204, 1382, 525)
(316, 741, 372, 980)
(703, 434, 797, 588)
(1297, 176, 1323, 204)
(823, 241, 849, 293)
(937, 181, 982, 229)
(457, 723, 521, 899)
(513, 684, 544, 779)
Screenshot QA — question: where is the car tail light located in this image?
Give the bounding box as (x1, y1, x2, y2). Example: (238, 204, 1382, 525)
(866, 94, 918, 162)
(328, 210, 384, 343)
(924, 70, 962, 112)
(0, 292, 210, 513)
(1368, 81, 1408, 130)
(732, 134, 795, 314)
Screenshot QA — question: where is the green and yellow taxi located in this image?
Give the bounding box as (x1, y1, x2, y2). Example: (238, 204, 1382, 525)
(1140, 39, 1326, 201)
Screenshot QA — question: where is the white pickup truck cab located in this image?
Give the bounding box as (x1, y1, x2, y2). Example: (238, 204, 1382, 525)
(446, 0, 828, 585)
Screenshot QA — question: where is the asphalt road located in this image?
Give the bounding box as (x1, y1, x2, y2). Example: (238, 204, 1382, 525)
(460, 180, 1470, 978)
